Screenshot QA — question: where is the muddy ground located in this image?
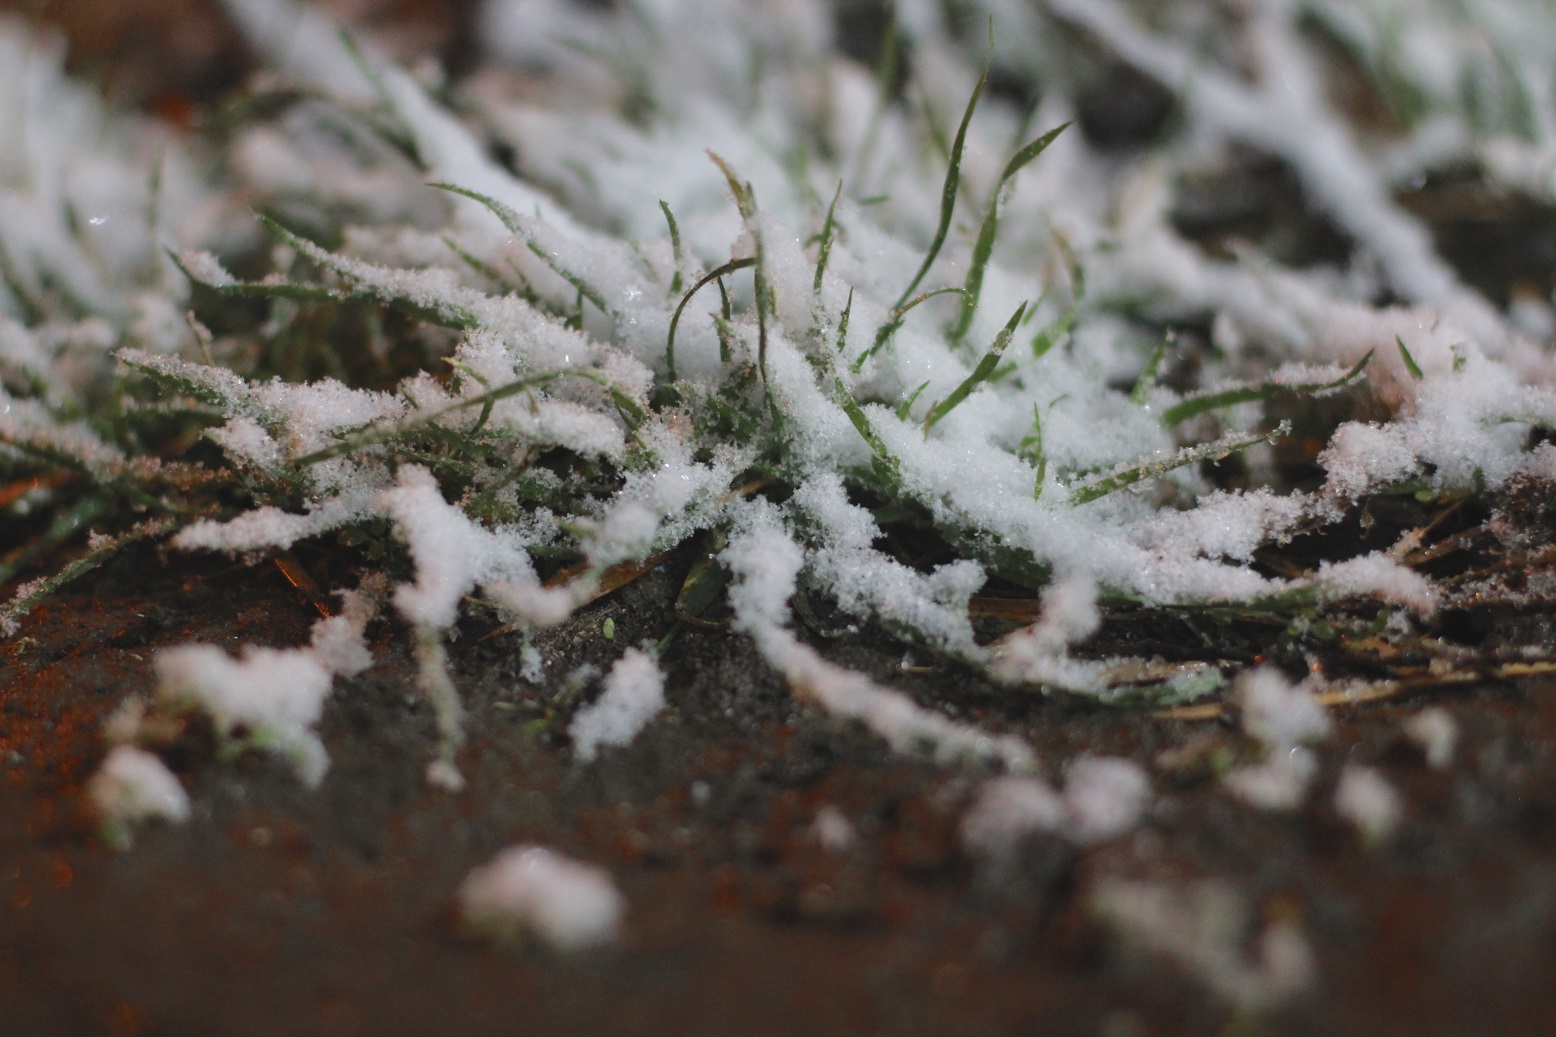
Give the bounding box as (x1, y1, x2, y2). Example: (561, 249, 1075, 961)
(5, 542, 1556, 1037)
(7, 2, 1556, 1035)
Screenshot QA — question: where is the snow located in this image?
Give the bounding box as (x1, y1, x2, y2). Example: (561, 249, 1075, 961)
(155, 644, 335, 787)
(1093, 877, 1316, 1013)
(1334, 765, 1404, 844)
(1063, 756, 1153, 845)
(962, 756, 1151, 853)
(810, 805, 859, 852)
(308, 579, 383, 677)
(1220, 669, 1332, 809)
(177, 250, 236, 287)
(378, 465, 538, 630)
(1315, 554, 1438, 615)
(88, 746, 191, 836)
(723, 515, 1035, 771)
(1224, 749, 1319, 812)
(991, 574, 1106, 692)
(570, 647, 666, 761)
(1404, 707, 1458, 769)
(1236, 668, 1333, 750)
(458, 844, 624, 950)
(961, 776, 1066, 855)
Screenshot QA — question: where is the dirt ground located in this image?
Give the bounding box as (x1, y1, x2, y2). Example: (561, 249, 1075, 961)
(7, 2, 1556, 1035)
(5, 542, 1556, 1037)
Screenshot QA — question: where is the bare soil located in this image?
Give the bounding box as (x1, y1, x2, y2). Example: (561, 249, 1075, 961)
(5, 544, 1556, 1037)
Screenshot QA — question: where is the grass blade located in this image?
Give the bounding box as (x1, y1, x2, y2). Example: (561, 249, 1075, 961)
(1396, 336, 1424, 380)
(1130, 331, 1174, 405)
(708, 153, 774, 400)
(1160, 349, 1374, 428)
(1032, 262, 1084, 359)
(1017, 403, 1047, 500)
(894, 65, 988, 311)
(852, 286, 965, 373)
(659, 200, 685, 297)
(666, 257, 755, 381)
(950, 121, 1069, 344)
(254, 214, 480, 328)
(429, 183, 612, 319)
(923, 301, 1027, 432)
(813, 180, 843, 297)
(1070, 422, 1291, 506)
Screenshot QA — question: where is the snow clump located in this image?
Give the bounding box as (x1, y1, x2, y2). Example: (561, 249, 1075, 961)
(569, 647, 667, 761)
(1404, 707, 1458, 769)
(1223, 668, 1332, 811)
(88, 746, 191, 849)
(1093, 877, 1317, 1014)
(154, 644, 337, 787)
(458, 845, 625, 951)
(961, 755, 1152, 854)
(1334, 765, 1404, 845)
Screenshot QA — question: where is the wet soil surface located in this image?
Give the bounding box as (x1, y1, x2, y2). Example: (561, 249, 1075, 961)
(4, 547, 1556, 1037)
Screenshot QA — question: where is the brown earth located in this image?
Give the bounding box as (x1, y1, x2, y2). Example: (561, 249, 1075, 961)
(5, 542, 1556, 1037)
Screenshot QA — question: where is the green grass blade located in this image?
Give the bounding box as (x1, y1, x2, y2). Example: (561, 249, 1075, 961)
(834, 287, 853, 356)
(0, 495, 110, 587)
(256, 213, 480, 328)
(428, 183, 611, 318)
(0, 515, 173, 635)
(1160, 349, 1373, 428)
(813, 180, 843, 297)
(894, 65, 988, 311)
(289, 370, 572, 466)
(1130, 331, 1174, 405)
(950, 121, 1069, 344)
(1070, 422, 1291, 506)
(1032, 262, 1084, 359)
(923, 301, 1027, 432)
(666, 257, 755, 381)
(659, 200, 684, 297)
(852, 286, 966, 373)
(896, 380, 930, 421)
(1396, 336, 1424, 380)
(1017, 403, 1046, 500)
(707, 153, 773, 400)
(834, 374, 891, 462)
(170, 247, 345, 305)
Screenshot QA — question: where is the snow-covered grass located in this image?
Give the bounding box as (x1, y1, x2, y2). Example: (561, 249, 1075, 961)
(2, 1, 1555, 923)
